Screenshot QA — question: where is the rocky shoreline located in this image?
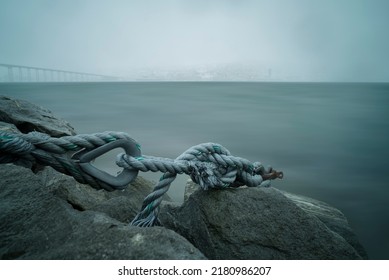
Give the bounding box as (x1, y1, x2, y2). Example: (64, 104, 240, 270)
(0, 96, 367, 259)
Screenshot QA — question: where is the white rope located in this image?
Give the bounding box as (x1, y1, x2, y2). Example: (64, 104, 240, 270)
(0, 130, 283, 227)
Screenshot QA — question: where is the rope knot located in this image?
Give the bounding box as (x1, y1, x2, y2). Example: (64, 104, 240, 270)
(188, 161, 237, 190)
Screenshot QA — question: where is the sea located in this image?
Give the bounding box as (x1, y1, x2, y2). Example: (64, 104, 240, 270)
(1, 81, 388, 259)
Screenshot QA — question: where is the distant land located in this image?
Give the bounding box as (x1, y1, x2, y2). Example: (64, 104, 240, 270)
(119, 64, 301, 82)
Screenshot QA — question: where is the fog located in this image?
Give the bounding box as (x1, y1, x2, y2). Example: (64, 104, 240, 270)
(1, 0, 388, 81)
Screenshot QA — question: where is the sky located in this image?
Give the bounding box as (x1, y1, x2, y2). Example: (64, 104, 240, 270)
(0, 0, 388, 81)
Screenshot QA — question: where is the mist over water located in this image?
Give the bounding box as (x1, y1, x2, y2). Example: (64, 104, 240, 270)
(1, 81, 388, 259)
(1, 0, 389, 82)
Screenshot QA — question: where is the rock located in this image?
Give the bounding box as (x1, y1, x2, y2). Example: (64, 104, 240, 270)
(0, 95, 75, 136)
(183, 178, 198, 202)
(280, 191, 368, 259)
(38, 167, 172, 223)
(0, 164, 205, 259)
(159, 180, 367, 260)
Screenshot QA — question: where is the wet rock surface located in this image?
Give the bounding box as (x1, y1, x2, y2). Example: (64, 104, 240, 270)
(0, 95, 75, 136)
(159, 181, 367, 259)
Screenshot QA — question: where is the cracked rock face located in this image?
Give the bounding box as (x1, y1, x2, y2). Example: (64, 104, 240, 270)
(159, 180, 367, 260)
(0, 165, 205, 260)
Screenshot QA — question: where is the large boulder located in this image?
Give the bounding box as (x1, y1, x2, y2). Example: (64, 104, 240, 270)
(0, 164, 205, 259)
(0, 95, 75, 136)
(160, 180, 367, 260)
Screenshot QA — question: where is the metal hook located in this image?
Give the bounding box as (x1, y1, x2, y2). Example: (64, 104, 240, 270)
(72, 138, 141, 189)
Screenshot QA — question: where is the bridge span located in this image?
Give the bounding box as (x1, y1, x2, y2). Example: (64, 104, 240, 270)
(0, 63, 120, 82)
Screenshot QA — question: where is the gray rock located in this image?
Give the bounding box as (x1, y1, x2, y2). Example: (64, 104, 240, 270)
(183, 178, 198, 202)
(280, 191, 368, 259)
(37, 167, 171, 223)
(0, 95, 75, 136)
(160, 180, 367, 260)
(0, 164, 205, 259)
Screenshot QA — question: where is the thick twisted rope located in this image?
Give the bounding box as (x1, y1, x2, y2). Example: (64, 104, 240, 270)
(0, 130, 283, 227)
(0, 130, 133, 191)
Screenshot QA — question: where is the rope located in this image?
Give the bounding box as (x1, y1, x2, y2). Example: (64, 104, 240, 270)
(0, 131, 133, 191)
(0, 130, 283, 227)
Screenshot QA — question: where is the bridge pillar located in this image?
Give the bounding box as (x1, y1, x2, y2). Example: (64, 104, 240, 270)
(18, 67, 23, 82)
(7, 66, 14, 82)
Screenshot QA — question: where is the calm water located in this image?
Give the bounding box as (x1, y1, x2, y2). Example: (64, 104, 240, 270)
(1, 82, 388, 259)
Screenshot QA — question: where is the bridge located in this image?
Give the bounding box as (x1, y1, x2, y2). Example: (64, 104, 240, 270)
(0, 63, 120, 82)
